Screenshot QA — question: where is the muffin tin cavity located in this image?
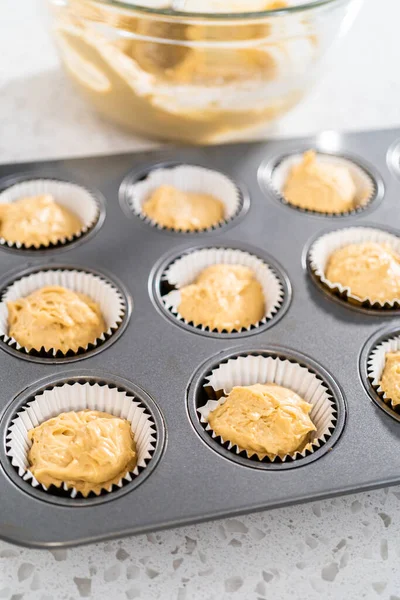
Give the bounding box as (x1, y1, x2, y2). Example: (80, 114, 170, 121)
(305, 225, 400, 314)
(360, 326, 400, 423)
(0, 265, 132, 363)
(258, 150, 382, 218)
(149, 243, 291, 338)
(187, 347, 346, 471)
(119, 162, 249, 234)
(0, 175, 105, 253)
(0, 372, 165, 507)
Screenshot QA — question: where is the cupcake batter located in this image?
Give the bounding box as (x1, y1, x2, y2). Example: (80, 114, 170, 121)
(380, 352, 400, 407)
(28, 410, 137, 496)
(142, 184, 224, 230)
(8, 285, 106, 353)
(208, 383, 316, 459)
(325, 242, 400, 303)
(178, 264, 265, 331)
(0, 195, 82, 247)
(283, 150, 357, 213)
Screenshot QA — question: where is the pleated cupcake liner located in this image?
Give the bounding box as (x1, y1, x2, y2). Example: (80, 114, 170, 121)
(123, 165, 243, 233)
(6, 381, 157, 498)
(0, 268, 126, 358)
(269, 152, 376, 217)
(308, 226, 400, 309)
(161, 247, 285, 333)
(0, 179, 101, 250)
(198, 354, 337, 463)
(367, 334, 400, 412)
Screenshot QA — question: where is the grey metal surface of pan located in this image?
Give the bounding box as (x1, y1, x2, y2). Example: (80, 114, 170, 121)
(0, 127, 399, 548)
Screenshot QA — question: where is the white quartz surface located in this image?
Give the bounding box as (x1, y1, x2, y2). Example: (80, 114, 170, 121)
(1, 1, 400, 598)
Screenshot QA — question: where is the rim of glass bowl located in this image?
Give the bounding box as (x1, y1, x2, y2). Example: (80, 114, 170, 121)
(88, 0, 349, 20)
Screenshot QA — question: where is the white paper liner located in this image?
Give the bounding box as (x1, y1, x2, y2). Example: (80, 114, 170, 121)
(162, 248, 284, 332)
(197, 354, 337, 462)
(270, 152, 375, 215)
(125, 165, 242, 232)
(367, 334, 400, 409)
(308, 226, 400, 308)
(0, 179, 100, 249)
(0, 269, 126, 356)
(6, 382, 157, 497)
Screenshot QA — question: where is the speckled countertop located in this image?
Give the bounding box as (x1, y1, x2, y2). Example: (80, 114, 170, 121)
(1, 1, 400, 598)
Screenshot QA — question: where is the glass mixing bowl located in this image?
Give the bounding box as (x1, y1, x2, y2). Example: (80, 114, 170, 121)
(48, 0, 361, 144)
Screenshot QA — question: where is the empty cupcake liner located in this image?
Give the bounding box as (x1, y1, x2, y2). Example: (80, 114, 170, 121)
(161, 248, 284, 333)
(6, 381, 157, 498)
(269, 152, 376, 216)
(197, 354, 337, 463)
(308, 226, 400, 309)
(0, 269, 126, 357)
(367, 334, 400, 410)
(123, 165, 242, 232)
(0, 179, 101, 249)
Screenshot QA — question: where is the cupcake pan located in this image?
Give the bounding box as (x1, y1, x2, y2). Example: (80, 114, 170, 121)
(0, 127, 400, 547)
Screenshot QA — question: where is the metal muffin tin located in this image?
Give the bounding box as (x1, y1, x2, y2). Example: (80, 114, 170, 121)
(0, 127, 400, 548)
